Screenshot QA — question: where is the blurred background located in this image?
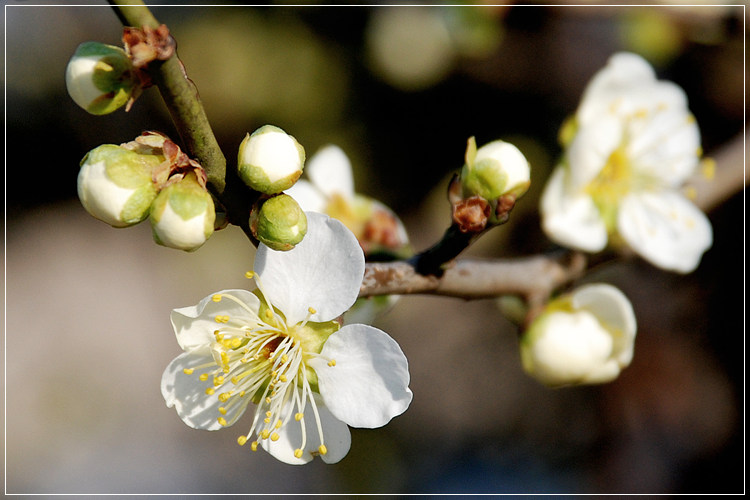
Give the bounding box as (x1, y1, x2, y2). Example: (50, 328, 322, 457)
(4, 1, 745, 494)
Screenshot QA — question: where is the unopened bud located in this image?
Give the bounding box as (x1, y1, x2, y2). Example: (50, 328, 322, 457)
(251, 194, 308, 251)
(461, 137, 531, 200)
(77, 144, 162, 227)
(237, 125, 305, 194)
(65, 41, 137, 115)
(150, 172, 215, 251)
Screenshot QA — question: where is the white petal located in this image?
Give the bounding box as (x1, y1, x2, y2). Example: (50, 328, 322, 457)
(309, 324, 412, 428)
(161, 350, 249, 430)
(261, 398, 351, 465)
(306, 145, 355, 200)
(170, 289, 261, 352)
(254, 212, 364, 324)
(628, 108, 701, 187)
(540, 167, 607, 252)
(571, 283, 637, 366)
(524, 311, 620, 386)
(618, 191, 712, 273)
(566, 117, 622, 190)
(285, 180, 328, 213)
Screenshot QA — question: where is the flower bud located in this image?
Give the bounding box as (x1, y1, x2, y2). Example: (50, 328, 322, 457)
(77, 144, 162, 227)
(237, 125, 305, 194)
(65, 41, 137, 115)
(251, 194, 308, 251)
(461, 137, 531, 200)
(150, 172, 215, 251)
(520, 283, 636, 387)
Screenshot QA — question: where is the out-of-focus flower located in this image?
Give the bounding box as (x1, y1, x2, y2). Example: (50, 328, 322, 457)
(77, 144, 162, 227)
(149, 172, 215, 251)
(250, 194, 307, 251)
(237, 125, 305, 195)
(65, 41, 138, 115)
(540, 52, 712, 273)
(161, 213, 412, 464)
(286, 144, 410, 257)
(520, 283, 637, 387)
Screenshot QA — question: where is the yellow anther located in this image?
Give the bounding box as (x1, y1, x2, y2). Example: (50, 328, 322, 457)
(217, 417, 227, 426)
(219, 407, 227, 415)
(266, 411, 272, 417)
(218, 393, 231, 403)
(237, 436, 248, 446)
(264, 417, 271, 424)
(275, 419, 283, 429)
(239, 391, 246, 397)
(270, 433, 280, 442)
(182, 368, 194, 375)
(199, 373, 209, 381)
(251, 441, 258, 451)
(279, 375, 288, 383)
(220, 352, 229, 363)
(327, 359, 336, 367)
(231, 338, 242, 348)
(212, 294, 222, 302)
(215, 315, 223, 323)
(205, 387, 215, 395)
(295, 412, 304, 421)
(231, 376, 239, 385)
(261, 429, 270, 439)
(308, 307, 317, 314)
(294, 449, 304, 459)
(318, 444, 328, 455)
(264, 309, 273, 320)
(213, 376, 225, 387)
(281, 355, 288, 363)
(701, 158, 716, 181)
(245, 270, 255, 279)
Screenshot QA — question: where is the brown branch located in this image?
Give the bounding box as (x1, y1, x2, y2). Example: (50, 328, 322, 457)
(360, 252, 587, 300)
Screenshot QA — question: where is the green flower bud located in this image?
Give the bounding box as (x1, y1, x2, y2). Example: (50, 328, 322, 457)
(150, 172, 215, 251)
(237, 125, 305, 194)
(461, 137, 531, 200)
(77, 144, 163, 227)
(252, 194, 308, 251)
(65, 42, 137, 115)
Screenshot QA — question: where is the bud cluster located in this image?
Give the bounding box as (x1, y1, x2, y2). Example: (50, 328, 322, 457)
(238, 125, 310, 251)
(78, 132, 216, 252)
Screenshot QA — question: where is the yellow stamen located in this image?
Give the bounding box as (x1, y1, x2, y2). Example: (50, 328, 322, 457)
(327, 359, 336, 367)
(261, 429, 270, 439)
(245, 271, 255, 279)
(308, 307, 317, 314)
(182, 368, 194, 375)
(237, 436, 248, 446)
(251, 441, 258, 451)
(217, 417, 227, 426)
(212, 294, 222, 302)
(199, 373, 209, 382)
(219, 407, 227, 415)
(205, 387, 215, 395)
(318, 445, 328, 455)
(294, 449, 304, 459)
(271, 433, 280, 442)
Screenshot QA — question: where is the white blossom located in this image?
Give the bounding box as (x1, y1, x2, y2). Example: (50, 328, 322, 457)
(540, 52, 712, 273)
(161, 213, 412, 464)
(237, 125, 305, 194)
(520, 283, 637, 387)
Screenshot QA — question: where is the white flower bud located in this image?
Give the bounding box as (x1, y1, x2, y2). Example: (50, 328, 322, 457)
(65, 42, 137, 115)
(251, 194, 308, 251)
(461, 137, 531, 200)
(520, 283, 636, 387)
(237, 125, 305, 194)
(150, 172, 215, 251)
(77, 144, 162, 227)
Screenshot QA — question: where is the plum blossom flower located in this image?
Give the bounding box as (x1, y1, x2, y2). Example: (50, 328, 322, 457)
(161, 212, 412, 464)
(520, 283, 637, 387)
(540, 52, 712, 273)
(285, 144, 410, 257)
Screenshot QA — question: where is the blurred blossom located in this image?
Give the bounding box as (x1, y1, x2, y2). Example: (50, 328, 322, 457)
(365, 6, 504, 91)
(540, 52, 712, 273)
(286, 144, 410, 257)
(520, 283, 637, 387)
(161, 213, 412, 464)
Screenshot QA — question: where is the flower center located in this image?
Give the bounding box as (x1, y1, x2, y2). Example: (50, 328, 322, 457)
(181, 274, 340, 460)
